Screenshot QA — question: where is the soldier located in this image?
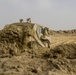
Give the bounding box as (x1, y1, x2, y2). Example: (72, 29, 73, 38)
(27, 18, 31, 23)
(20, 19, 23, 23)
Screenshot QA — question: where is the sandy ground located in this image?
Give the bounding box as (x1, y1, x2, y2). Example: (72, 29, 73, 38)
(0, 34, 76, 75)
(51, 35, 76, 48)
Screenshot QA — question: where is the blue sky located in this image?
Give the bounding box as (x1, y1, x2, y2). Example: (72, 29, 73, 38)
(0, 0, 76, 30)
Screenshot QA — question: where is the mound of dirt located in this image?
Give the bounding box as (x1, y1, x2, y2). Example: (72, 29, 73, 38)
(0, 23, 36, 57)
(0, 42, 76, 75)
(43, 43, 76, 74)
(0, 24, 76, 75)
(50, 29, 76, 35)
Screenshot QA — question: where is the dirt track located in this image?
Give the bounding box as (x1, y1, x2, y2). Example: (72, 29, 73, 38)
(51, 35, 76, 48)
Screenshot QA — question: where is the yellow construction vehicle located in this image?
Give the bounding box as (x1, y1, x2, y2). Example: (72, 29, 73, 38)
(1, 18, 51, 49)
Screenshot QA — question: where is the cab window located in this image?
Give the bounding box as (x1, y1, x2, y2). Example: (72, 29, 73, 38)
(36, 26, 41, 36)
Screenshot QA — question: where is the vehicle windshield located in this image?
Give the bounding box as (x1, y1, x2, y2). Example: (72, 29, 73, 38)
(36, 25, 42, 37)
